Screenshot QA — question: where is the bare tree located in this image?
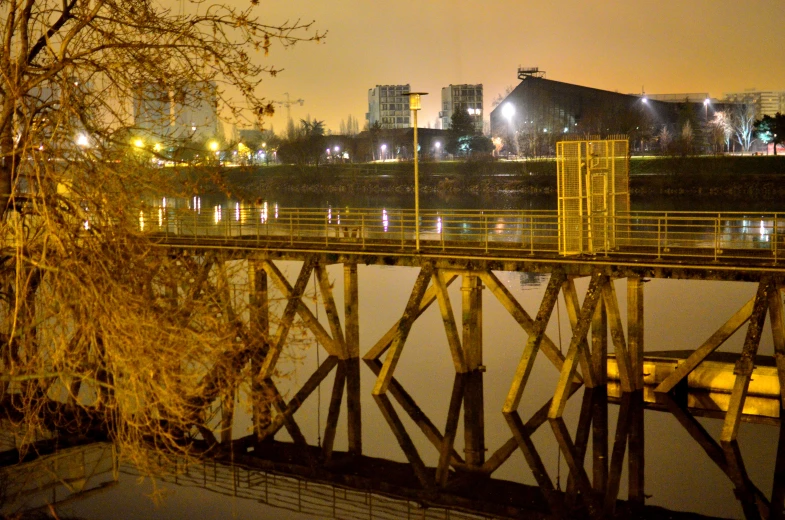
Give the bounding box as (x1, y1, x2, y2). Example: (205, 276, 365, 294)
(0, 0, 324, 471)
(657, 126, 672, 153)
(709, 111, 733, 153)
(730, 104, 757, 152)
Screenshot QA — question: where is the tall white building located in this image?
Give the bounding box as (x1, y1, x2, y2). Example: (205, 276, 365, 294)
(366, 85, 411, 129)
(440, 84, 483, 133)
(722, 89, 785, 118)
(133, 81, 219, 141)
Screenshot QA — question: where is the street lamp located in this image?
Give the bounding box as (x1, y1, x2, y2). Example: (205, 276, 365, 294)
(502, 103, 515, 157)
(704, 98, 710, 122)
(403, 91, 428, 251)
(380, 144, 387, 161)
(434, 141, 441, 159)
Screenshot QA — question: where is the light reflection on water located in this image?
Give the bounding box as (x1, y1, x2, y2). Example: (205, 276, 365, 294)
(0, 263, 780, 519)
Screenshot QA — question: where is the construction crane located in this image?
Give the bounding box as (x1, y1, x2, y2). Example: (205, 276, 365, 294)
(270, 92, 304, 123)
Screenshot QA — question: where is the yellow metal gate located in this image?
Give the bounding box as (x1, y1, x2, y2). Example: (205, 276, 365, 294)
(556, 139, 629, 255)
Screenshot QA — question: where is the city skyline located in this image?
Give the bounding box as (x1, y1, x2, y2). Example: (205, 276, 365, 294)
(199, 0, 785, 134)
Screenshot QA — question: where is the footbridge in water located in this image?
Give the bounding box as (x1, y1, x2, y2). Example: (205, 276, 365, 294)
(146, 205, 785, 443)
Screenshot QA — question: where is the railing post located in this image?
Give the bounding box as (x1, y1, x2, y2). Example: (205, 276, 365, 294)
(441, 216, 445, 251)
(714, 214, 720, 262)
(400, 210, 404, 249)
(361, 214, 365, 248)
(657, 218, 662, 260)
(774, 214, 779, 265)
(530, 215, 534, 256)
(484, 213, 489, 253)
(289, 214, 293, 246)
(325, 212, 329, 246)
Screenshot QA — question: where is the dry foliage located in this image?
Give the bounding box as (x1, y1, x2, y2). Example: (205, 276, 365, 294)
(0, 0, 324, 474)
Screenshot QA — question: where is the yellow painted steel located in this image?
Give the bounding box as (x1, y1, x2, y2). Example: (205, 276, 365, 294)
(149, 205, 785, 270)
(556, 139, 629, 256)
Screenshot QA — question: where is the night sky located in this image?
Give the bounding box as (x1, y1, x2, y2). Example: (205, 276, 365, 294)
(224, 0, 785, 133)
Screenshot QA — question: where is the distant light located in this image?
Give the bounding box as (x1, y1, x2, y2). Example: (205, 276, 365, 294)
(642, 97, 648, 104)
(76, 134, 90, 147)
(502, 103, 515, 120)
(704, 98, 710, 106)
(208, 141, 219, 152)
(543, 128, 548, 133)
(563, 127, 568, 133)
(334, 146, 340, 152)
(132, 138, 143, 148)
(435, 141, 441, 149)
(153, 143, 162, 152)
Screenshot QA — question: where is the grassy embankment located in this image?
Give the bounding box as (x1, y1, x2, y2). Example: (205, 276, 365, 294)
(220, 155, 785, 198)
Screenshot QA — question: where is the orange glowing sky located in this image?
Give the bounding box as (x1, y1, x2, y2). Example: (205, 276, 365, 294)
(222, 0, 785, 133)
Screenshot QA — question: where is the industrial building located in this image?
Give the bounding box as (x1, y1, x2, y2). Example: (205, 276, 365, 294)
(489, 68, 732, 155)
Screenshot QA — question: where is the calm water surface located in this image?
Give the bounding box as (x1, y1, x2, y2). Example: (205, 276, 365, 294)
(5, 189, 784, 519)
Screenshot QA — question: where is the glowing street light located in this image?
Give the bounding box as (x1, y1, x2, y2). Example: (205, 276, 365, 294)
(501, 103, 515, 158)
(704, 98, 710, 121)
(380, 143, 387, 160)
(132, 138, 144, 148)
(76, 134, 90, 147)
(403, 91, 428, 251)
(208, 141, 219, 152)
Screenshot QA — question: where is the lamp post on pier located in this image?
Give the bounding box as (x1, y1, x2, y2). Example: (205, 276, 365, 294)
(404, 91, 428, 251)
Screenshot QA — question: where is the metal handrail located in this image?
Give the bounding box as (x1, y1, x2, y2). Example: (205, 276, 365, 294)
(138, 206, 785, 265)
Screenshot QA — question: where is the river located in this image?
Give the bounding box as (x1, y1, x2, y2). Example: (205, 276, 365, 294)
(3, 187, 784, 519)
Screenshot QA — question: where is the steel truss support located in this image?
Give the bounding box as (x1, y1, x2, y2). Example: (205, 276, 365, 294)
(651, 276, 783, 442)
(662, 393, 771, 517)
(501, 272, 642, 419)
(243, 258, 362, 456)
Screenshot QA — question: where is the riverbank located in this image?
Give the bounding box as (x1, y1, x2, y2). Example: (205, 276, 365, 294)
(218, 155, 785, 201)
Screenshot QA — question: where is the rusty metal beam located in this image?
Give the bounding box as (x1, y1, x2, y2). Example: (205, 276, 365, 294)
(605, 391, 632, 517)
(627, 277, 645, 391)
(562, 278, 596, 388)
(504, 411, 566, 518)
(322, 361, 347, 460)
(592, 303, 608, 387)
(364, 273, 457, 361)
(549, 272, 603, 418)
(373, 394, 434, 491)
(259, 355, 339, 440)
(365, 359, 464, 465)
(315, 264, 348, 358)
(655, 296, 755, 394)
(721, 278, 772, 442)
(550, 417, 601, 517)
(372, 264, 434, 395)
(603, 278, 634, 393)
(344, 263, 362, 455)
(768, 283, 785, 409)
(504, 270, 567, 413)
(432, 271, 466, 373)
(437, 373, 466, 487)
(259, 258, 316, 378)
(479, 270, 574, 376)
(261, 259, 341, 358)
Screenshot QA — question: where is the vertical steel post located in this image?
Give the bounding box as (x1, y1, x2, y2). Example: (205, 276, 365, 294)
(627, 277, 644, 391)
(414, 110, 420, 251)
(344, 263, 362, 455)
(462, 275, 485, 466)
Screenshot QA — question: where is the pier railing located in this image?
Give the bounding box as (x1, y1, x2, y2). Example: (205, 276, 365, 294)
(139, 206, 785, 264)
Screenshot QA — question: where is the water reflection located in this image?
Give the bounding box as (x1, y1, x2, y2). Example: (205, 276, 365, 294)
(1, 383, 778, 519)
